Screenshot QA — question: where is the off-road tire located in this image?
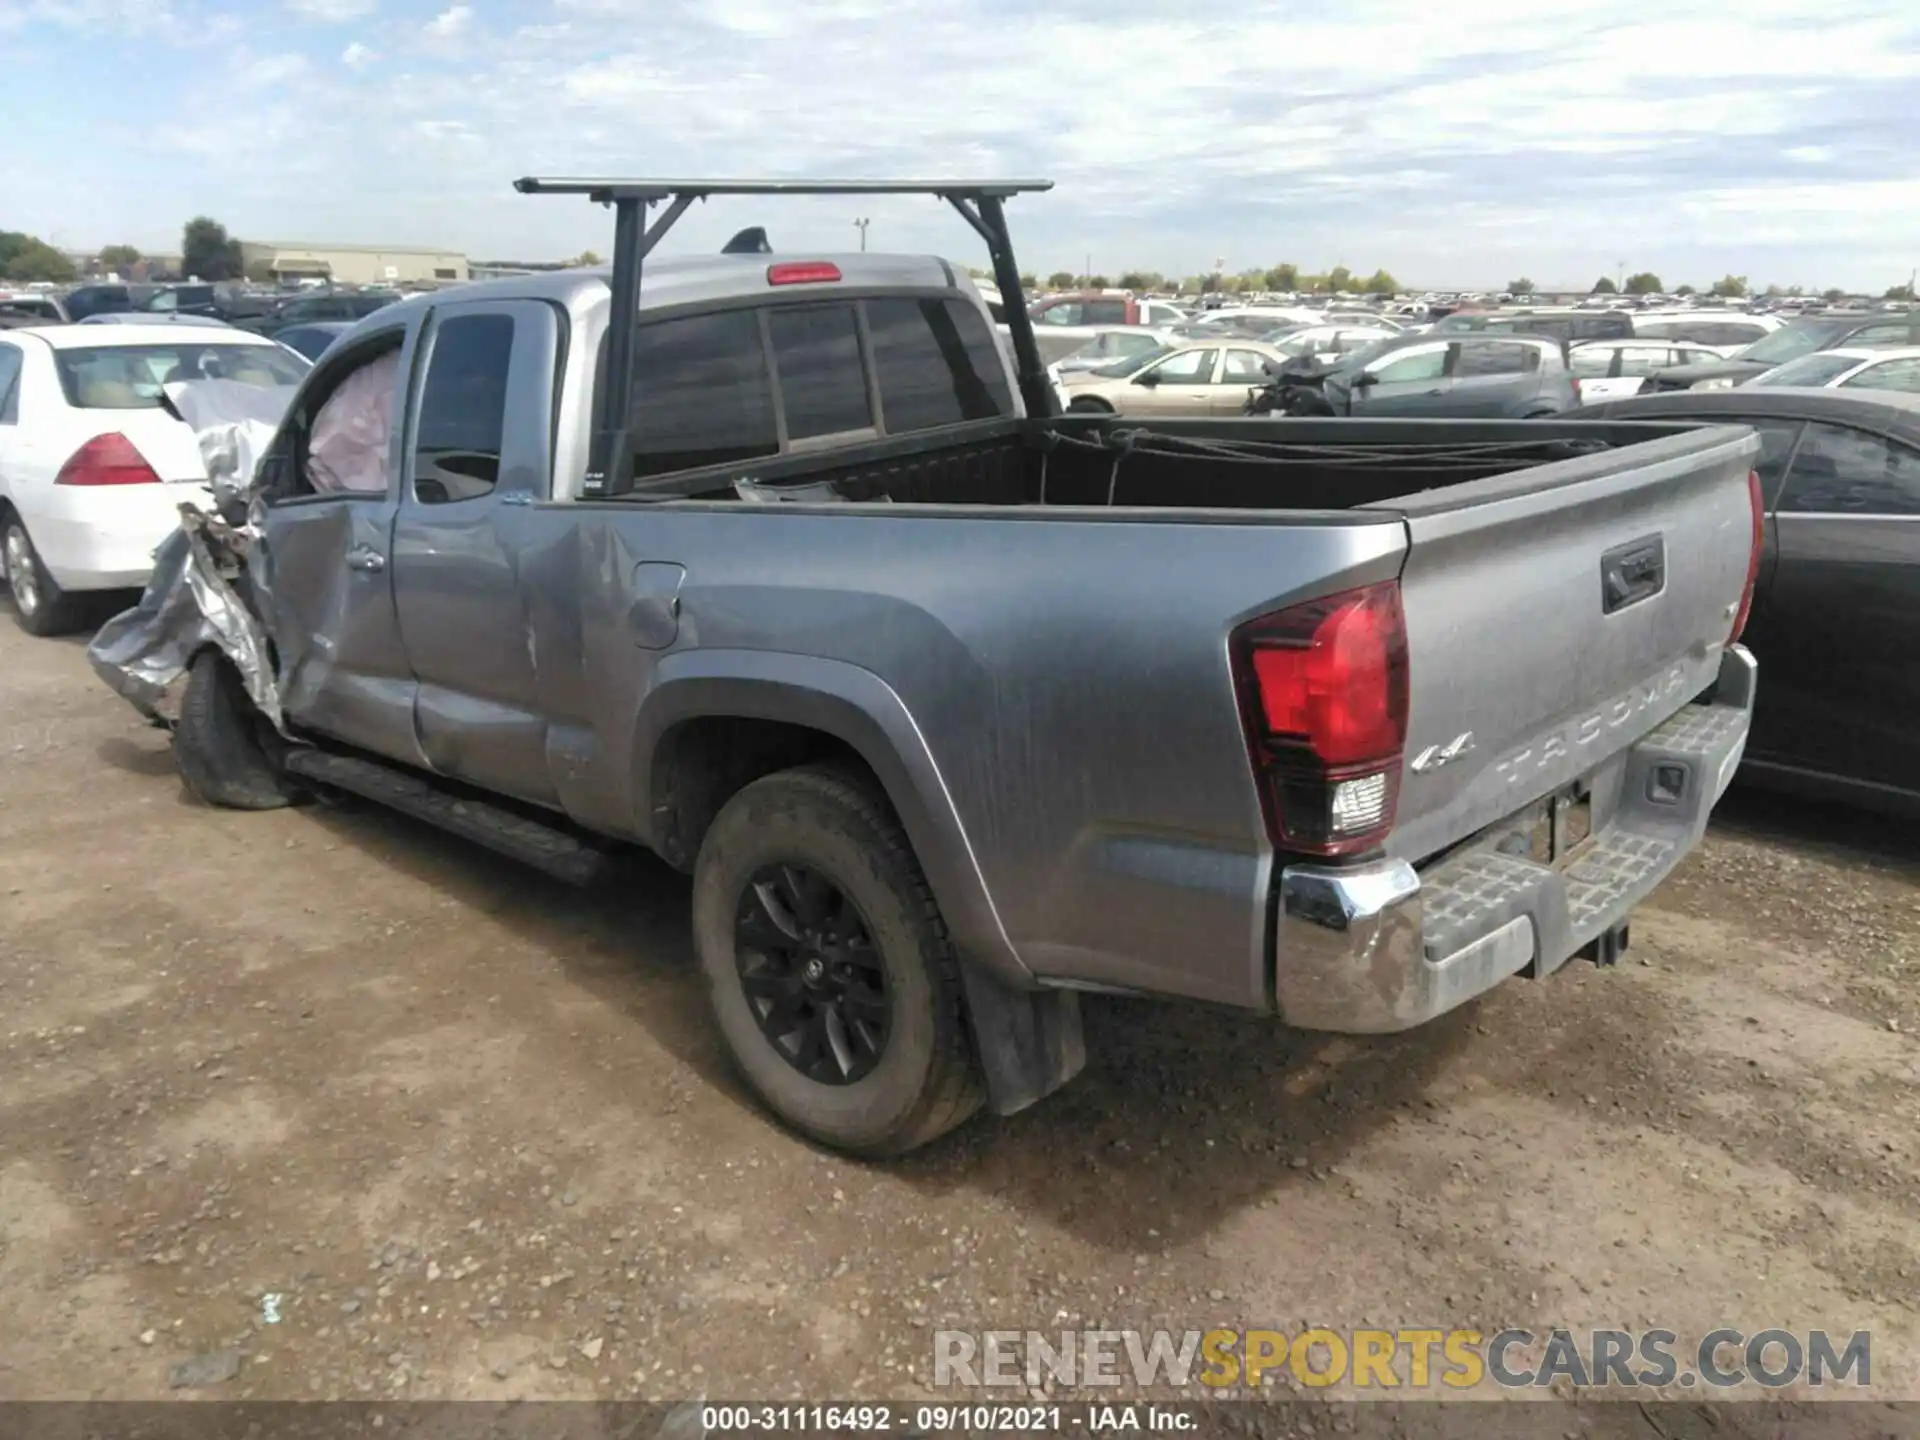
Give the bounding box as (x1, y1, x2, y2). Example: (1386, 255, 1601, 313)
(692, 764, 984, 1156)
(175, 650, 297, 810)
(3, 512, 85, 637)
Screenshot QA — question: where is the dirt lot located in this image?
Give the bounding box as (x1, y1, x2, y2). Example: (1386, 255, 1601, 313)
(2, 606, 1917, 1407)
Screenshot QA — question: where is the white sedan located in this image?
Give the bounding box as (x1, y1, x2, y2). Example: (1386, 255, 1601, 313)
(0, 323, 308, 635)
(1568, 340, 1738, 401)
(1750, 346, 1920, 394)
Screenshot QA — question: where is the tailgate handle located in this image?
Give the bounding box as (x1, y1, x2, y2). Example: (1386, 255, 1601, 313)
(1601, 534, 1664, 614)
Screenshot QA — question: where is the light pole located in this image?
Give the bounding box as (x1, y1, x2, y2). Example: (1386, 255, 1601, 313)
(854, 218, 869, 253)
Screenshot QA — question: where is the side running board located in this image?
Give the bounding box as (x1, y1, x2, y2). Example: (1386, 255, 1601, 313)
(284, 749, 614, 887)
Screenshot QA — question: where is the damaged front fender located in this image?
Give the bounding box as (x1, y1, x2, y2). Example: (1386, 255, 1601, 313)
(87, 510, 283, 731)
(85, 377, 296, 731)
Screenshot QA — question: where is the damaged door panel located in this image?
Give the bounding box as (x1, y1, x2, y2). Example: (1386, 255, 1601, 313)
(256, 327, 426, 766)
(390, 299, 565, 806)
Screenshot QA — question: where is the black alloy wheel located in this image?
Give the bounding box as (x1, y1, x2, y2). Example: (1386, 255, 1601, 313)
(734, 862, 891, 1085)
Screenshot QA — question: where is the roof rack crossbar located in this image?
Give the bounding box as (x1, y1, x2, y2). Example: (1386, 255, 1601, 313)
(520, 175, 1055, 497)
(514, 177, 1054, 204)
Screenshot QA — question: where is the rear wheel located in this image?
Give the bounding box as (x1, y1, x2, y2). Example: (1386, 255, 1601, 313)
(3, 513, 85, 637)
(692, 764, 983, 1156)
(1067, 397, 1113, 414)
(174, 650, 298, 810)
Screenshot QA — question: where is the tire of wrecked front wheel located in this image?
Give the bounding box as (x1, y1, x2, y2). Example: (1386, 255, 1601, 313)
(174, 650, 299, 811)
(691, 764, 984, 1158)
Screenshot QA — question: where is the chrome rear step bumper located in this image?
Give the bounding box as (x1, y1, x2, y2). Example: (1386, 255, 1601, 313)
(1274, 645, 1754, 1033)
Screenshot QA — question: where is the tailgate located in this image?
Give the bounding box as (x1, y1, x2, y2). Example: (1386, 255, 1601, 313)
(1378, 425, 1758, 863)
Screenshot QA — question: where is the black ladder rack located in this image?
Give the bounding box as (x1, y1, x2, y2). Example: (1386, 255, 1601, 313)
(514, 175, 1057, 497)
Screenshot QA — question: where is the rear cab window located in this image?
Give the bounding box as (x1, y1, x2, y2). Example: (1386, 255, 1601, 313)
(600, 291, 1013, 490)
(766, 304, 873, 444)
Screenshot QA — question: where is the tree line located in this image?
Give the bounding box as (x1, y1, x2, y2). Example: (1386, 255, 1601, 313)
(1508, 274, 1913, 302)
(0, 217, 248, 285)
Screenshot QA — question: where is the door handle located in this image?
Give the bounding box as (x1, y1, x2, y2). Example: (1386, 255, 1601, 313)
(347, 547, 386, 573)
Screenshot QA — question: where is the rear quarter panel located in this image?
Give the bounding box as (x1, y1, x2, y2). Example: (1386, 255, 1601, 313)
(523, 502, 1408, 1009)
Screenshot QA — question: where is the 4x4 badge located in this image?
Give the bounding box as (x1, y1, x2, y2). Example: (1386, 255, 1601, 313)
(1411, 732, 1475, 773)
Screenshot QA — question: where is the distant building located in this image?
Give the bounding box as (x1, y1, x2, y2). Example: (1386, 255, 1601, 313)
(239, 241, 469, 287)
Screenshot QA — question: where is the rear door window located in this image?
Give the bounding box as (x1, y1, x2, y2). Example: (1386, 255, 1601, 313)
(1455, 341, 1536, 376)
(1371, 346, 1448, 383)
(1570, 346, 1619, 377)
(630, 309, 780, 477)
(1082, 299, 1128, 325)
(0, 342, 21, 423)
(1146, 347, 1217, 383)
(1840, 356, 1920, 393)
(413, 314, 513, 504)
(864, 297, 1012, 432)
(1615, 346, 1676, 377)
(1219, 349, 1273, 383)
(1779, 423, 1920, 516)
(766, 304, 872, 442)
(1844, 322, 1920, 347)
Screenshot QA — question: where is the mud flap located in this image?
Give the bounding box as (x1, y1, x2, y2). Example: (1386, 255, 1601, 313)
(957, 960, 1087, 1116)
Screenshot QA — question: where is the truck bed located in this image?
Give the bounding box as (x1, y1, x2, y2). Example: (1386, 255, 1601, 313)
(625, 414, 1743, 516)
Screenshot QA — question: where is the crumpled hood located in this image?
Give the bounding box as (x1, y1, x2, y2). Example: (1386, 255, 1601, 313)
(87, 378, 296, 729)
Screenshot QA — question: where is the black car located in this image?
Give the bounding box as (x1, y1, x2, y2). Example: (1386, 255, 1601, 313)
(61, 283, 135, 320)
(273, 321, 353, 361)
(142, 283, 219, 317)
(1256, 333, 1578, 417)
(240, 291, 397, 335)
(1642, 312, 1920, 393)
(1568, 387, 1920, 812)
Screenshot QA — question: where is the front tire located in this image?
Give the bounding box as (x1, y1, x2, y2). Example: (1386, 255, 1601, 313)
(174, 650, 298, 810)
(3, 513, 85, 637)
(692, 765, 983, 1156)
(1066, 397, 1113, 414)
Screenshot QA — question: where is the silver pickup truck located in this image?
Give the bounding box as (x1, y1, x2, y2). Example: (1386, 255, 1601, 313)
(98, 179, 1763, 1156)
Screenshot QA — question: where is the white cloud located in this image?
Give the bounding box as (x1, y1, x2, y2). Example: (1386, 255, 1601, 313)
(288, 0, 375, 19)
(423, 3, 471, 37)
(415, 119, 479, 142)
(237, 51, 309, 87)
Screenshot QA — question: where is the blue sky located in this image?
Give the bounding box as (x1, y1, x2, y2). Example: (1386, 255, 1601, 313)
(3, 0, 1918, 291)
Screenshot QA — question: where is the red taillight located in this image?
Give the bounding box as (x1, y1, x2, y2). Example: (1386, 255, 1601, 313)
(54, 433, 162, 487)
(1728, 467, 1763, 643)
(767, 261, 841, 286)
(1234, 581, 1409, 858)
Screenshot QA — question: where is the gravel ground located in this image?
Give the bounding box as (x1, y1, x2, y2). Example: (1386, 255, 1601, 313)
(1, 606, 1916, 1408)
